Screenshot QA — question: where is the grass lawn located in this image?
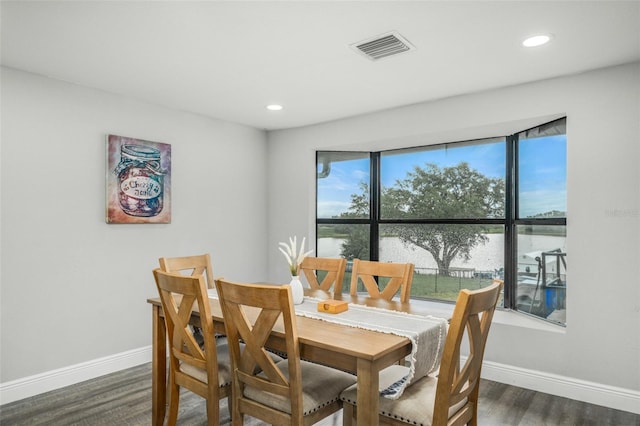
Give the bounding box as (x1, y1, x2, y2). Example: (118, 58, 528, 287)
(342, 272, 495, 302)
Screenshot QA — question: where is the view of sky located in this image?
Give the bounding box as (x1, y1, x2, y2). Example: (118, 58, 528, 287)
(317, 135, 566, 218)
(518, 135, 567, 217)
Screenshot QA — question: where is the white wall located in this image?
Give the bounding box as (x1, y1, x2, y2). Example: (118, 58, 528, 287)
(267, 64, 640, 395)
(2, 63, 638, 411)
(0, 67, 269, 383)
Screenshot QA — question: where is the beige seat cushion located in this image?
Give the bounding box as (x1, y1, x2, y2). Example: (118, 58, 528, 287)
(340, 365, 467, 426)
(181, 343, 283, 385)
(180, 342, 234, 386)
(244, 359, 356, 416)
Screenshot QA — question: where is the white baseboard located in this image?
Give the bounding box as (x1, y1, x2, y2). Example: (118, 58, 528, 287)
(2, 347, 638, 416)
(481, 360, 640, 415)
(0, 346, 152, 405)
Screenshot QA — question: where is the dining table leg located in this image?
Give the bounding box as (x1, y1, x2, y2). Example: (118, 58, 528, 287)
(151, 304, 166, 426)
(356, 358, 379, 426)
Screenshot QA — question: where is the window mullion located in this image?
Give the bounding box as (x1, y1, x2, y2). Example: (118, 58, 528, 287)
(504, 134, 517, 310)
(371, 152, 380, 261)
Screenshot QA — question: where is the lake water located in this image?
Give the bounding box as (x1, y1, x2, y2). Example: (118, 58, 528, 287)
(318, 234, 566, 274)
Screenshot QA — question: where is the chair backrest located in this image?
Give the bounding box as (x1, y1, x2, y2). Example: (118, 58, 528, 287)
(349, 259, 415, 303)
(159, 253, 215, 289)
(299, 257, 347, 297)
(215, 279, 305, 424)
(433, 280, 502, 426)
(152, 268, 222, 395)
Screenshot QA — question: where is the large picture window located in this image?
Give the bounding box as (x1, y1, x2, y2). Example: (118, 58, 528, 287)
(316, 118, 566, 325)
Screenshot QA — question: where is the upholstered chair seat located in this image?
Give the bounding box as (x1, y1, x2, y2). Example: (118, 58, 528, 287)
(340, 365, 467, 426)
(182, 342, 283, 384)
(244, 359, 356, 416)
(180, 343, 233, 386)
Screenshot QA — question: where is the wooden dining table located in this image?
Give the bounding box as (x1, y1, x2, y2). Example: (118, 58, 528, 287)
(148, 287, 445, 426)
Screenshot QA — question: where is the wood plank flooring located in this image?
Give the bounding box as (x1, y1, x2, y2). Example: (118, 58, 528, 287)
(1, 362, 638, 425)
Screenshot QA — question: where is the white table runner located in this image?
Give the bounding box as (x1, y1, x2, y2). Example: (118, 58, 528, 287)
(209, 289, 448, 399)
(295, 296, 448, 399)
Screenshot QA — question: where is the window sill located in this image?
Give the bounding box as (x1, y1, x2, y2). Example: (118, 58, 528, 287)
(492, 309, 566, 333)
(412, 299, 566, 334)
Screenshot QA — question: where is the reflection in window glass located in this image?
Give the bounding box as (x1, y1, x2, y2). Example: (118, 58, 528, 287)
(379, 224, 504, 304)
(317, 152, 370, 219)
(516, 225, 566, 325)
(518, 119, 567, 218)
(380, 139, 506, 219)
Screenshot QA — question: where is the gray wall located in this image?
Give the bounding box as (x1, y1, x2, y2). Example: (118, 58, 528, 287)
(267, 63, 640, 392)
(0, 67, 269, 382)
(1, 63, 638, 402)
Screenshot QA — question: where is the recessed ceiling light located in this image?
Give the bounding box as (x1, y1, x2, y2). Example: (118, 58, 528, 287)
(266, 104, 283, 111)
(522, 34, 552, 47)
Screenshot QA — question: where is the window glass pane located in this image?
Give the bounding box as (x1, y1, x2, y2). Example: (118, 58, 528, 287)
(317, 223, 370, 292)
(518, 118, 567, 218)
(516, 225, 567, 325)
(379, 224, 504, 304)
(317, 152, 370, 219)
(380, 139, 506, 219)
(315, 118, 566, 326)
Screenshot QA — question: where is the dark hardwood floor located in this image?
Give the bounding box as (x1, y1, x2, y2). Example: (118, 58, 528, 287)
(1, 362, 638, 425)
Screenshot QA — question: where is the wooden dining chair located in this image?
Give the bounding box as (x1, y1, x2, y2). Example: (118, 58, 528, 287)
(159, 253, 215, 289)
(214, 279, 357, 426)
(349, 259, 415, 303)
(159, 253, 223, 347)
(152, 268, 232, 425)
(340, 280, 503, 426)
(299, 256, 347, 298)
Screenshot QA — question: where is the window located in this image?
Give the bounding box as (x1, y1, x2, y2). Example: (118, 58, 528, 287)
(317, 152, 370, 219)
(316, 118, 567, 325)
(511, 120, 567, 324)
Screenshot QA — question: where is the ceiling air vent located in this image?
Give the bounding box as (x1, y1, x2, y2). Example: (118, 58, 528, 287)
(350, 31, 415, 61)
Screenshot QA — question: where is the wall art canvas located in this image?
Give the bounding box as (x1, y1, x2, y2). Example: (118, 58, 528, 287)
(106, 134, 171, 224)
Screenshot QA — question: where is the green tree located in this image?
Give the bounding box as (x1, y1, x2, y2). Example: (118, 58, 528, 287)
(383, 162, 504, 275)
(338, 182, 370, 260)
(340, 227, 370, 260)
(340, 163, 504, 274)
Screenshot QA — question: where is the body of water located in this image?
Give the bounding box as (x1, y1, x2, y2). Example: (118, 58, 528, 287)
(318, 234, 566, 274)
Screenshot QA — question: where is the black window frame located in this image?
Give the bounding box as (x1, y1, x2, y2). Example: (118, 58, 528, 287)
(316, 117, 566, 322)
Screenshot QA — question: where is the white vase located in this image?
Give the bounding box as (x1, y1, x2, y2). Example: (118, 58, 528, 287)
(289, 276, 304, 305)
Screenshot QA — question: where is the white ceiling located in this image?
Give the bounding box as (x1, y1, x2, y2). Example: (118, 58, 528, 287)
(2, 1, 639, 131)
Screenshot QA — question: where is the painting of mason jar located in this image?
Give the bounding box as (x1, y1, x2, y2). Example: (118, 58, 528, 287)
(106, 134, 171, 224)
